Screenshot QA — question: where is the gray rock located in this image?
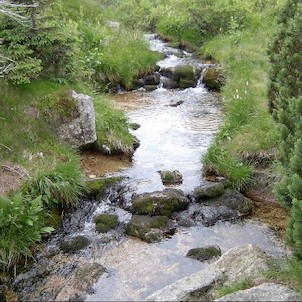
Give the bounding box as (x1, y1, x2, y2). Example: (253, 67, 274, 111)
(162, 77, 178, 89)
(194, 182, 225, 200)
(186, 245, 221, 262)
(215, 282, 302, 302)
(209, 189, 253, 216)
(146, 265, 223, 301)
(168, 100, 184, 107)
(57, 91, 97, 149)
(213, 244, 269, 284)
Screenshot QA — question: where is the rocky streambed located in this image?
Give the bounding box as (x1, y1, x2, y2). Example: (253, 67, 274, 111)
(1, 34, 295, 301)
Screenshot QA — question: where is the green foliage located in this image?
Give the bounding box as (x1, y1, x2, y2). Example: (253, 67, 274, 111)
(264, 257, 302, 295)
(267, 0, 302, 258)
(199, 1, 282, 188)
(94, 94, 135, 153)
(0, 2, 83, 84)
(215, 278, 253, 298)
(0, 193, 53, 270)
(203, 145, 253, 190)
(21, 157, 85, 207)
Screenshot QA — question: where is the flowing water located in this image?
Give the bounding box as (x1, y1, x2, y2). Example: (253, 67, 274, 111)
(11, 34, 289, 302)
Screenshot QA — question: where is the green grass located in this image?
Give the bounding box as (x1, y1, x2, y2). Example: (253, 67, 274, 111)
(199, 6, 283, 188)
(263, 257, 302, 296)
(214, 278, 253, 298)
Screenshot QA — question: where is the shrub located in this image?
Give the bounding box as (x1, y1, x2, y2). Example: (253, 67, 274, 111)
(0, 193, 53, 270)
(267, 0, 302, 258)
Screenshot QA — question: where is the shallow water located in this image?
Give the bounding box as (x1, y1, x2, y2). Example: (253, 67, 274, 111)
(86, 220, 287, 301)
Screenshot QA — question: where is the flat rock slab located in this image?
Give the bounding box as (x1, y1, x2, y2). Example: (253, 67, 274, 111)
(145, 265, 222, 301)
(213, 244, 269, 284)
(215, 282, 302, 302)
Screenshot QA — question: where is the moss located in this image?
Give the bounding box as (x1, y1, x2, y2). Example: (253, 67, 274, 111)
(94, 214, 118, 233)
(59, 235, 90, 252)
(85, 177, 123, 198)
(186, 246, 221, 262)
(131, 191, 189, 217)
(173, 65, 195, 81)
(37, 89, 79, 123)
(124, 215, 168, 243)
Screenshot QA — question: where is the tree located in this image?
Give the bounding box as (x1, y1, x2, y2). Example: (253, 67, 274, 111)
(268, 0, 302, 258)
(0, 1, 39, 26)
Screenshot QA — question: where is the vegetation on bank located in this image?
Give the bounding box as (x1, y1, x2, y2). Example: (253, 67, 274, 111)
(0, 0, 159, 270)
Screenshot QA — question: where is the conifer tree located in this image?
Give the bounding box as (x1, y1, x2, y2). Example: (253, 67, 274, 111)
(268, 0, 302, 258)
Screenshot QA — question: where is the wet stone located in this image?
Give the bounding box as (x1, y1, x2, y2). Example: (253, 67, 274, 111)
(193, 182, 225, 201)
(159, 170, 183, 185)
(130, 188, 189, 217)
(186, 245, 221, 262)
(94, 213, 118, 233)
(59, 235, 90, 253)
(125, 215, 169, 243)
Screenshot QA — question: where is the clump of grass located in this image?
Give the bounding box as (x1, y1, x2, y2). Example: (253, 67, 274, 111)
(93, 94, 135, 154)
(203, 145, 253, 190)
(214, 278, 253, 298)
(263, 258, 302, 295)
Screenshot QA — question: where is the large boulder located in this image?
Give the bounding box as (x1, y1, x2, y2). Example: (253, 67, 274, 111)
(146, 265, 223, 301)
(57, 91, 97, 149)
(130, 189, 190, 217)
(213, 244, 269, 284)
(214, 282, 302, 302)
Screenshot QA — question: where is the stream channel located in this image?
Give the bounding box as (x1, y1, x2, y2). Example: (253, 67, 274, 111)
(10, 34, 288, 302)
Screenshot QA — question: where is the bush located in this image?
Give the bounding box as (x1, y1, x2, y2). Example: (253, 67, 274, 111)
(267, 0, 302, 258)
(0, 193, 53, 270)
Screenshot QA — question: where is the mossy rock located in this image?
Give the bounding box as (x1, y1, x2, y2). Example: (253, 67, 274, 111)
(75, 263, 106, 284)
(145, 85, 158, 92)
(125, 215, 169, 243)
(173, 65, 195, 82)
(179, 78, 196, 88)
(60, 235, 90, 253)
(94, 213, 118, 233)
(159, 170, 183, 185)
(130, 189, 189, 217)
(85, 177, 123, 198)
(186, 245, 221, 262)
(203, 67, 225, 91)
(193, 182, 225, 201)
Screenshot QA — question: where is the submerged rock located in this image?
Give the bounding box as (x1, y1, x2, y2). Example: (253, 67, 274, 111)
(59, 235, 90, 253)
(186, 245, 221, 262)
(125, 215, 169, 243)
(94, 213, 118, 233)
(214, 283, 302, 302)
(130, 188, 189, 217)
